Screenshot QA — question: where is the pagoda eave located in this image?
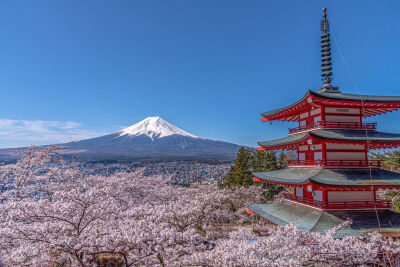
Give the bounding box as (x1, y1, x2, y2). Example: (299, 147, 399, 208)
(252, 168, 400, 188)
(258, 129, 400, 151)
(247, 202, 400, 237)
(253, 176, 400, 190)
(259, 141, 400, 151)
(261, 90, 400, 122)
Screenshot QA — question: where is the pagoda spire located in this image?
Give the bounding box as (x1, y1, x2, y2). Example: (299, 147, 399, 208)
(318, 8, 339, 93)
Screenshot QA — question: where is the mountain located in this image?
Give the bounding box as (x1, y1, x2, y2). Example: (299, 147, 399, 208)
(55, 117, 242, 161)
(119, 116, 198, 140)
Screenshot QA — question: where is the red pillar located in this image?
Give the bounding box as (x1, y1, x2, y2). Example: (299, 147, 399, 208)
(322, 142, 327, 165)
(321, 105, 326, 122)
(297, 148, 300, 162)
(323, 187, 328, 203)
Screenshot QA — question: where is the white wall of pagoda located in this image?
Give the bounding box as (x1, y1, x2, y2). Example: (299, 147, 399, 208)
(326, 144, 365, 150)
(325, 115, 361, 123)
(326, 152, 366, 160)
(325, 143, 367, 161)
(297, 106, 364, 127)
(324, 107, 361, 123)
(296, 142, 368, 163)
(327, 191, 374, 202)
(295, 187, 303, 197)
(298, 108, 322, 127)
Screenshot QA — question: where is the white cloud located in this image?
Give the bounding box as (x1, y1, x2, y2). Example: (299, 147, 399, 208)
(0, 119, 108, 148)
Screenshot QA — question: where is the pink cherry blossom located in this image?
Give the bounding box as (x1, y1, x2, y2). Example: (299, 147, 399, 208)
(0, 146, 399, 266)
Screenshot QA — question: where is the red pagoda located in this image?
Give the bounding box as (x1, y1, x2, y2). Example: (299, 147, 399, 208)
(248, 8, 400, 236)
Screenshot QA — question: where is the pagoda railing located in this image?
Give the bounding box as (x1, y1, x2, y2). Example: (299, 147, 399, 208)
(289, 121, 377, 134)
(284, 194, 391, 210)
(287, 159, 381, 168)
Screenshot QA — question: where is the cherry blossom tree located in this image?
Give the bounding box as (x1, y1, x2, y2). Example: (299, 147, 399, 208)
(1, 146, 400, 266)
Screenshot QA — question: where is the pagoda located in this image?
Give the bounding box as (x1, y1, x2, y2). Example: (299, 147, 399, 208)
(248, 8, 400, 236)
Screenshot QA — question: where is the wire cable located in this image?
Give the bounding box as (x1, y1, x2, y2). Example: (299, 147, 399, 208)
(330, 28, 382, 229)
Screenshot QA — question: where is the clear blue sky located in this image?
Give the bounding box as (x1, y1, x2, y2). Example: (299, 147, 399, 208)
(1, 0, 400, 148)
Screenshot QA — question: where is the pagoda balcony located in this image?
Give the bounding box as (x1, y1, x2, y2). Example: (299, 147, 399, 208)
(284, 194, 391, 210)
(288, 121, 377, 135)
(287, 159, 381, 168)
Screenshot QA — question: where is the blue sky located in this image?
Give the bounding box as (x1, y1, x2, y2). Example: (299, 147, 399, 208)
(1, 0, 400, 148)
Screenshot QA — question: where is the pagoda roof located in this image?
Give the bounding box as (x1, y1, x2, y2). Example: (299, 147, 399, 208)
(248, 201, 400, 237)
(314, 90, 400, 102)
(261, 90, 400, 121)
(252, 168, 400, 187)
(258, 129, 400, 150)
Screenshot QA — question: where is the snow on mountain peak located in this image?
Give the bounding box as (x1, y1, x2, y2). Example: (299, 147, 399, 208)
(119, 116, 199, 140)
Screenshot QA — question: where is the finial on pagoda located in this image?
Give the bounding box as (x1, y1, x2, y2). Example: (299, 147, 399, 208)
(317, 8, 340, 93)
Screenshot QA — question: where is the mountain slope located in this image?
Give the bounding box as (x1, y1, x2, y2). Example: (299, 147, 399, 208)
(60, 117, 241, 160)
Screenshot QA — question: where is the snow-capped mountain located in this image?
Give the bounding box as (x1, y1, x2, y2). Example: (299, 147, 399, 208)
(119, 117, 199, 140)
(52, 116, 242, 160)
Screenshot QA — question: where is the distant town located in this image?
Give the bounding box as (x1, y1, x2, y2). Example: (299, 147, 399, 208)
(75, 160, 232, 184)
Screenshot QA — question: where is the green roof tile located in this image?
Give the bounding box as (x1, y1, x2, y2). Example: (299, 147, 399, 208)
(253, 168, 400, 186)
(248, 201, 400, 237)
(258, 129, 400, 148)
